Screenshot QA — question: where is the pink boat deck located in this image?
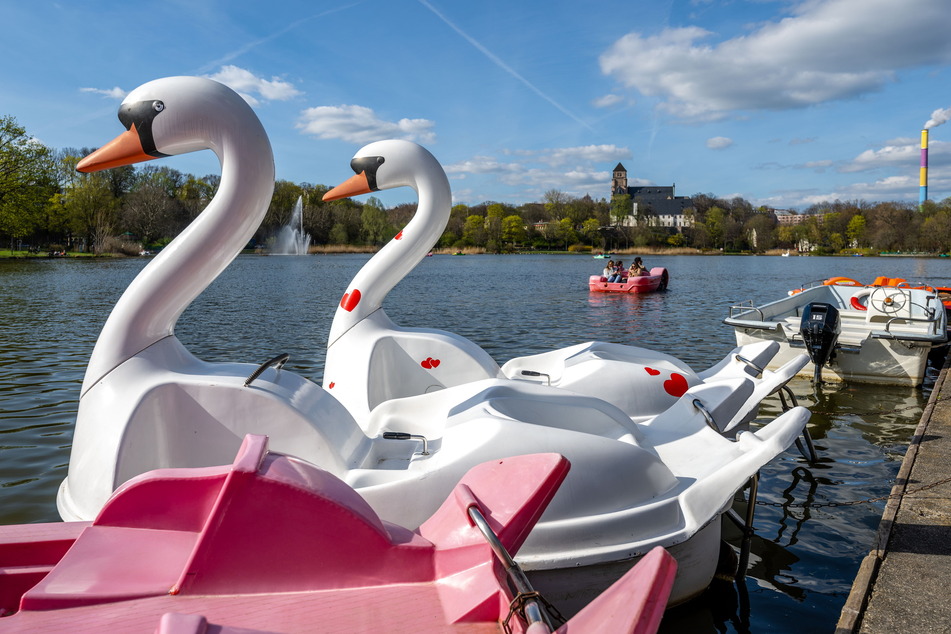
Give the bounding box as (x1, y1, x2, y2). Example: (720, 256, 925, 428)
(0, 435, 676, 633)
(588, 267, 669, 294)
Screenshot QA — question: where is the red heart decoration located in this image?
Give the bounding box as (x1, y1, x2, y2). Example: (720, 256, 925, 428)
(663, 372, 689, 397)
(395, 230, 403, 241)
(340, 289, 362, 312)
(421, 357, 441, 370)
(645, 367, 661, 376)
(328, 382, 335, 389)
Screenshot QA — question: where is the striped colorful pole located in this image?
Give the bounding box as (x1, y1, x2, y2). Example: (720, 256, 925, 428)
(919, 129, 928, 208)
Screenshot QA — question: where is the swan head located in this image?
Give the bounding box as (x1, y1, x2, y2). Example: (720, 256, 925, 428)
(322, 139, 443, 201)
(77, 76, 266, 173)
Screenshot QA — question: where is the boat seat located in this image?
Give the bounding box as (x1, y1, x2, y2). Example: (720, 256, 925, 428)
(365, 332, 501, 411)
(22, 435, 438, 609)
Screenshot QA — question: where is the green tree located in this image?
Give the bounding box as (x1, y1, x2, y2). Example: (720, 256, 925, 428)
(581, 218, 601, 246)
(66, 170, 119, 254)
(462, 214, 486, 246)
(705, 207, 726, 249)
(485, 203, 505, 251)
(555, 217, 577, 250)
(610, 194, 632, 226)
(846, 215, 866, 247)
(360, 196, 392, 245)
(501, 214, 526, 249)
(0, 115, 57, 248)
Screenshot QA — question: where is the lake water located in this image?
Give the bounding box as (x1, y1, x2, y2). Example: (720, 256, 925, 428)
(2, 252, 950, 631)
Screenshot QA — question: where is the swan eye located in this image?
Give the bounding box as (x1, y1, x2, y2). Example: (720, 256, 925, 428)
(152, 101, 165, 112)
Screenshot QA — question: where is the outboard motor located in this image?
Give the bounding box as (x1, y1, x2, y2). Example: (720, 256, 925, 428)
(799, 302, 840, 383)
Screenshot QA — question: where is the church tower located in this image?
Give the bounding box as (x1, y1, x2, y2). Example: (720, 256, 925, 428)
(611, 163, 628, 196)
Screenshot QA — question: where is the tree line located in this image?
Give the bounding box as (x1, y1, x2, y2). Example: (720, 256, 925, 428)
(3, 114, 950, 255)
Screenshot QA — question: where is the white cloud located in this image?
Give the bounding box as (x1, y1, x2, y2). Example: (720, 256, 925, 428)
(205, 65, 301, 106)
(296, 105, 436, 144)
(599, 0, 951, 120)
(445, 144, 633, 201)
(592, 94, 625, 108)
(444, 155, 520, 175)
(512, 144, 631, 166)
(80, 86, 127, 99)
(706, 136, 733, 150)
(839, 138, 918, 173)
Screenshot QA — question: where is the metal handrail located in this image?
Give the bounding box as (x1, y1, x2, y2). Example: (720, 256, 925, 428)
(728, 300, 765, 321)
(467, 504, 552, 630)
(693, 398, 721, 433)
(734, 354, 765, 378)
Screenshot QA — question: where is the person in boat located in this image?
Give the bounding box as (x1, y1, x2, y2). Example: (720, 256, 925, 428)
(608, 261, 624, 283)
(602, 260, 615, 279)
(629, 257, 648, 277)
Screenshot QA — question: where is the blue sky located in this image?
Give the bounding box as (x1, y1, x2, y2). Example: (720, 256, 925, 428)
(3, 0, 951, 210)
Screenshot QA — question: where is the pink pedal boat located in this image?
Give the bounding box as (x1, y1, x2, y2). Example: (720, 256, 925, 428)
(0, 435, 676, 633)
(589, 267, 669, 293)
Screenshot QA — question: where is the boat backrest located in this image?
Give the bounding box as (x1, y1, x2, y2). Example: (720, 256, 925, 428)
(366, 327, 502, 412)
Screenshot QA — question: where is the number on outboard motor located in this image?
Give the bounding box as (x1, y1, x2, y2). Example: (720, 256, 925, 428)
(799, 302, 840, 383)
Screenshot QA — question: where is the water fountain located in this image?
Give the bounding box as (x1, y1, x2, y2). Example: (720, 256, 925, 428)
(272, 196, 312, 255)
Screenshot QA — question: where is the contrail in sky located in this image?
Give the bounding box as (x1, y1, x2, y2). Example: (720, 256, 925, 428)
(197, 3, 362, 74)
(418, 0, 595, 133)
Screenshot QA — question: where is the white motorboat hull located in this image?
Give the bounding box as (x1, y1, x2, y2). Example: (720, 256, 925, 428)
(726, 283, 947, 386)
(733, 326, 934, 386)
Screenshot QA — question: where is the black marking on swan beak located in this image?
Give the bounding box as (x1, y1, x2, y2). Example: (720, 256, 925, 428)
(117, 99, 169, 158)
(350, 155, 385, 191)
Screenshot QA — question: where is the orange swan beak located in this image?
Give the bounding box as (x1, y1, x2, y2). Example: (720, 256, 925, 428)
(77, 124, 156, 173)
(323, 171, 371, 201)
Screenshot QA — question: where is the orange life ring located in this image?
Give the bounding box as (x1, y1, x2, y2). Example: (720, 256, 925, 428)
(824, 277, 861, 287)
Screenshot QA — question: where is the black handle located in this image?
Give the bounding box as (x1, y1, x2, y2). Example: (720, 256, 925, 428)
(244, 353, 290, 387)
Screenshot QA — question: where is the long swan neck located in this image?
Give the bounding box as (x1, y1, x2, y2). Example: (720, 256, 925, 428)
(82, 122, 274, 394)
(327, 164, 450, 346)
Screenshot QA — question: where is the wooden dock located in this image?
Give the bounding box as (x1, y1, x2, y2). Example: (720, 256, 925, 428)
(837, 353, 951, 632)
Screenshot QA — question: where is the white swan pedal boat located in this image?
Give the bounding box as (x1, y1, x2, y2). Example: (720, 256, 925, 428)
(725, 279, 947, 385)
(57, 79, 810, 609)
(6, 435, 679, 633)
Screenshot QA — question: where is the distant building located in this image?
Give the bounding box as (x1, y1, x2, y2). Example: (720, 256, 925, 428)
(774, 210, 810, 226)
(611, 163, 693, 229)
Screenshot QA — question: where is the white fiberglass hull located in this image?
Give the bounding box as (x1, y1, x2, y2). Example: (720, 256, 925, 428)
(726, 284, 946, 386)
(732, 327, 935, 386)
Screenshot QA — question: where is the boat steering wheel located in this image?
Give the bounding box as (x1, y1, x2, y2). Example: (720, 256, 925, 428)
(868, 287, 909, 314)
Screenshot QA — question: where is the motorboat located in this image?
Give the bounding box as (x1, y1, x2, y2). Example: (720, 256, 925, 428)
(588, 267, 669, 293)
(798, 275, 951, 320)
(725, 277, 948, 385)
(1, 435, 678, 633)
